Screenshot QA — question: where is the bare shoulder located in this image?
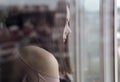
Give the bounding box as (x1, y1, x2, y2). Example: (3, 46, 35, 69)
(19, 45, 59, 76)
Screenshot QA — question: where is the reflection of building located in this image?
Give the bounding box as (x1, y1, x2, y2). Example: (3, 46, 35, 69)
(118, 8, 120, 27)
(118, 8, 120, 31)
(118, 8, 120, 82)
(117, 8, 120, 45)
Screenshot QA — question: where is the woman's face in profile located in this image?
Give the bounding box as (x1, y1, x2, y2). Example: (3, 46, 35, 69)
(63, 6, 71, 43)
(0, 4, 71, 43)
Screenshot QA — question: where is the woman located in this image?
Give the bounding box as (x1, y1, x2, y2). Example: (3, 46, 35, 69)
(19, 5, 71, 82)
(1, 5, 71, 82)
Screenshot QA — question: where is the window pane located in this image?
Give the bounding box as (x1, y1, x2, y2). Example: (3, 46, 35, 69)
(81, 0, 101, 82)
(70, 0, 114, 82)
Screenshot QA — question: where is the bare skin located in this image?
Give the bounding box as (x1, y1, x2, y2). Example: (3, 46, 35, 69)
(19, 45, 59, 76)
(19, 6, 71, 78)
(63, 6, 71, 42)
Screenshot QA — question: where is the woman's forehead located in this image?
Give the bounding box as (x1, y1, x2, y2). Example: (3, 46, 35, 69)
(66, 6, 70, 20)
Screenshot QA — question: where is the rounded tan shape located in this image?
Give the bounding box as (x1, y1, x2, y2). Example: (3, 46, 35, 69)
(19, 45, 59, 77)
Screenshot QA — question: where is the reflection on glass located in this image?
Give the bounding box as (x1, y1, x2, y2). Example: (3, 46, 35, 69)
(117, 0, 120, 81)
(82, 0, 101, 82)
(70, 0, 104, 82)
(0, 0, 73, 82)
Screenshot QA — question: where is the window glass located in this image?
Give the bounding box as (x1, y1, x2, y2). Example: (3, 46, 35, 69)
(0, 1, 73, 82)
(70, 0, 114, 82)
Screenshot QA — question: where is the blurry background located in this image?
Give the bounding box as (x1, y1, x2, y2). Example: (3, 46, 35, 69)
(117, 0, 120, 82)
(69, 0, 114, 82)
(0, 0, 115, 82)
(0, 0, 72, 82)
